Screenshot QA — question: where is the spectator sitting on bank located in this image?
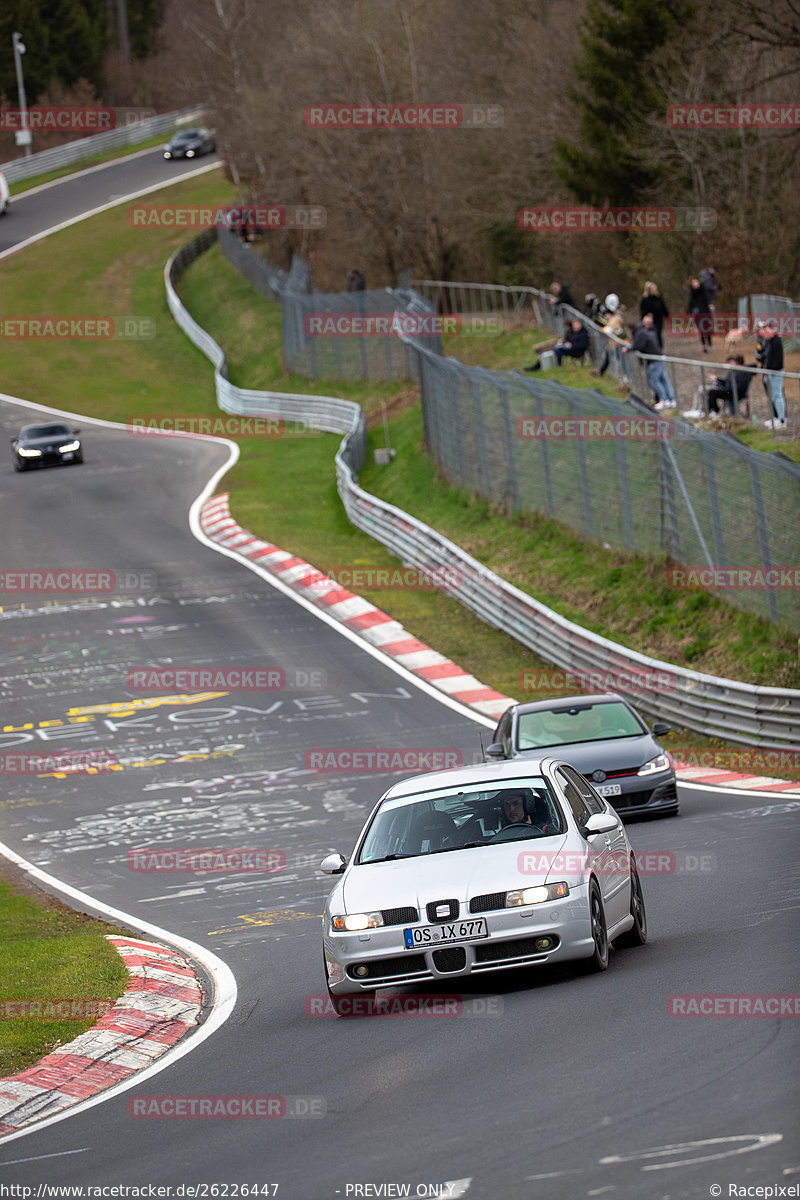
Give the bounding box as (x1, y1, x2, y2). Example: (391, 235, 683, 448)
(706, 355, 751, 418)
(554, 318, 589, 366)
(640, 281, 669, 347)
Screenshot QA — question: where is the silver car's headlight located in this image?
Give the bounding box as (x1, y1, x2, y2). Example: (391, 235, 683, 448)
(331, 912, 385, 932)
(505, 882, 569, 907)
(58, 441, 80, 452)
(638, 753, 671, 776)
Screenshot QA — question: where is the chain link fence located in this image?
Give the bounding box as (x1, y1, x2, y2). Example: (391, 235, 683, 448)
(167, 230, 800, 743)
(210, 237, 800, 631)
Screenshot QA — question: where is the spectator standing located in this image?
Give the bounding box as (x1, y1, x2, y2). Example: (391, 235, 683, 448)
(688, 276, 714, 352)
(754, 321, 772, 406)
(699, 265, 719, 307)
(591, 293, 628, 379)
(548, 281, 576, 315)
(761, 326, 787, 428)
(640, 282, 669, 347)
(347, 268, 366, 292)
(625, 312, 676, 408)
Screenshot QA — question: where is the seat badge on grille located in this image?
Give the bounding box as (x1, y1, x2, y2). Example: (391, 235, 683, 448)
(435, 903, 451, 919)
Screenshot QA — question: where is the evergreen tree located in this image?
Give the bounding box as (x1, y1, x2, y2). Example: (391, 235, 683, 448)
(555, 0, 695, 205)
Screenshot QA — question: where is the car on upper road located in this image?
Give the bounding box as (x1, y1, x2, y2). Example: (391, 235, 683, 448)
(11, 423, 83, 471)
(0, 170, 9, 216)
(163, 127, 216, 160)
(487, 693, 678, 819)
(321, 756, 647, 1011)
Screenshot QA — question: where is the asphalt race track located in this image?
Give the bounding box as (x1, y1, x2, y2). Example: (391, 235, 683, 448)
(0, 159, 797, 1199)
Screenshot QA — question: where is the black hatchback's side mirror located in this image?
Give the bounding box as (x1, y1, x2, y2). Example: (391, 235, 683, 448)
(652, 722, 671, 737)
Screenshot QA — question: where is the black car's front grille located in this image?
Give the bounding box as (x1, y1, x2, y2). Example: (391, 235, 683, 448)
(613, 781, 677, 809)
(381, 906, 418, 926)
(469, 891, 507, 914)
(474, 936, 559, 963)
(588, 767, 639, 780)
(347, 954, 426, 980)
(432, 947, 467, 973)
(426, 898, 459, 923)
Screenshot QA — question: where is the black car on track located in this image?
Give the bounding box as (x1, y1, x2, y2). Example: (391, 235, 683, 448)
(163, 127, 216, 159)
(488, 693, 678, 819)
(11, 423, 83, 471)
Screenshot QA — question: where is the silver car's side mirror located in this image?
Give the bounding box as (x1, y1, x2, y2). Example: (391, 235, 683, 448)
(582, 813, 618, 837)
(485, 742, 506, 759)
(320, 852, 347, 875)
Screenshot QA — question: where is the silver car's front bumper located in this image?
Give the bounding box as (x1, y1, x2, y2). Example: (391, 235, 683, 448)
(324, 885, 594, 994)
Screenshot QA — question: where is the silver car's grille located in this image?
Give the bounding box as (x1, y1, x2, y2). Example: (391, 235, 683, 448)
(426, 898, 459, 923)
(380, 906, 419, 926)
(432, 947, 467, 973)
(474, 936, 559, 963)
(469, 891, 506, 914)
(347, 954, 426, 979)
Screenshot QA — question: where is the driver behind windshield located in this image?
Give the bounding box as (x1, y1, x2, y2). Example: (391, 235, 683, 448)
(499, 790, 534, 827)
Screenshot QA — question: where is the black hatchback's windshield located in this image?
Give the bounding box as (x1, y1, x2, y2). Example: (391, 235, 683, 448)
(357, 778, 564, 863)
(516, 701, 645, 750)
(20, 424, 70, 441)
(173, 130, 201, 142)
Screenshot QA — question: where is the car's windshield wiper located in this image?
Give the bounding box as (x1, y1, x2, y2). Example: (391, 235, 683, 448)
(360, 853, 418, 864)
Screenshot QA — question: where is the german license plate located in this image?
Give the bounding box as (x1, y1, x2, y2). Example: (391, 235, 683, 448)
(403, 918, 488, 948)
(595, 783, 622, 797)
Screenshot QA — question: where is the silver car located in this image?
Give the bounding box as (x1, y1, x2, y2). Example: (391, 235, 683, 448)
(321, 757, 647, 1011)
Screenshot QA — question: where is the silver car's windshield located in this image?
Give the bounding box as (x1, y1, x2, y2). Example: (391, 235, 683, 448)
(357, 778, 564, 864)
(516, 701, 644, 750)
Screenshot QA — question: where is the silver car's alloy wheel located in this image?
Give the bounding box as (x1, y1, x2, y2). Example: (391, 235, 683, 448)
(581, 881, 609, 972)
(616, 860, 647, 948)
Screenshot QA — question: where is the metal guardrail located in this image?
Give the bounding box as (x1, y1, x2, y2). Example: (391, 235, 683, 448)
(0, 105, 206, 182)
(166, 231, 800, 748)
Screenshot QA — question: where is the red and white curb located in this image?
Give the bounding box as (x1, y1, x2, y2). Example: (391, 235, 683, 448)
(0, 936, 204, 1136)
(200, 492, 514, 721)
(200, 493, 800, 797)
(673, 762, 800, 794)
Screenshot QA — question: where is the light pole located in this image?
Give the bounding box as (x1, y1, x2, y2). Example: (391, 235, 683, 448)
(12, 32, 32, 158)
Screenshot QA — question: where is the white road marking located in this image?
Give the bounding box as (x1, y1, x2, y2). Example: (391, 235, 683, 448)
(0, 161, 220, 261)
(599, 1133, 783, 1171)
(0, 1147, 91, 1166)
(0, 838, 237, 1146)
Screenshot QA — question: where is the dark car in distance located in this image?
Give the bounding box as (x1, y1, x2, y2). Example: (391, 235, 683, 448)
(488, 693, 678, 819)
(163, 127, 216, 160)
(11, 423, 83, 471)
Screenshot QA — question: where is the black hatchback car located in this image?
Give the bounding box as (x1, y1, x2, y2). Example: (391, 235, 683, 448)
(11, 423, 83, 470)
(488, 693, 678, 818)
(163, 127, 216, 160)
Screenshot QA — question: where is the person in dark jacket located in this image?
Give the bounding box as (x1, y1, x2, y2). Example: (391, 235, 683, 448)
(706, 356, 751, 416)
(347, 268, 366, 292)
(554, 319, 589, 365)
(688, 276, 714, 351)
(761, 326, 786, 428)
(640, 281, 669, 347)
(624, 312, 676, 407)
(548, 281, 576, 312)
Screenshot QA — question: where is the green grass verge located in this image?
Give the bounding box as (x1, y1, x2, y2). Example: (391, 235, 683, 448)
(0, 869, 129, 1077)
(7, 133, 178, 196)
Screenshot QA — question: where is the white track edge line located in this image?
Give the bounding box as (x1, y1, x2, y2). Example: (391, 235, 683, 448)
(0, 838, 238, 1147)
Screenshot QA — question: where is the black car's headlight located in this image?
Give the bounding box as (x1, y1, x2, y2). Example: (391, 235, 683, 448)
(18, 447, 41, 457)
(505, 882, 569, 906)
(638, 753, 672, 776)
(58, 441, 80, 453)
(331, 911, 384, 931)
